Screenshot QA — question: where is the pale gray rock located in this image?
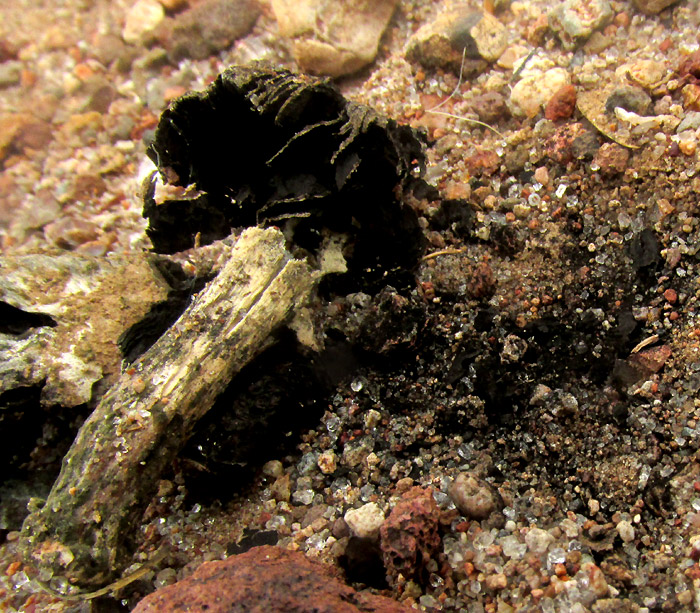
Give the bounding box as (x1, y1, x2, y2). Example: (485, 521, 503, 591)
(406, 8, 507, 75)
(271, 0, 398, 77)
(122, 0, 165, 45)
(549, 0, 613, 50)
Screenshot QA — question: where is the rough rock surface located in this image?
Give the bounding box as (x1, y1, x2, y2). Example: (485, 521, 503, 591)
(406, 8, 507, 75)
(379, 486, 442, 586)
(630, 0, 680, 14)
(154, 0, 261, 62)
(271, 0, 398, 77)
(548, 0, 613, 50)
(133, 545, 414, 613)
(510, 65, 571, 118)
(0, 253, 169, 407)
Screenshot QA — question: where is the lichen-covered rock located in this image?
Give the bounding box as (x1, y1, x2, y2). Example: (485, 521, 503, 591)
(379, 487, 442, 586)
(144, 64, 426, 289)
(448, 472, 504, 520)
(271, 0, 398, 77)
(0, 253, 169, 407)
(133, 545, 413, 612)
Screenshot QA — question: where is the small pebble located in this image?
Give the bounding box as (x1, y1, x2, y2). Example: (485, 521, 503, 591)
(470, 91, 509, 123)
(549, 0, 614, 50)
(619, 59, 667, 90)
(448, 472, 503, 520)
(153, 567, 178, 589)
(545, 84, 577, 121)
(534, 166, 550, 185)
(593, 142, 630, 175)
(663, 288, 677, 303)
(344, 502, 385, 541)
(676, 111, 700, 133)
(630, 0, 680, 15)
(156, 0, 261, 62)
(501, 334, 528, 363)
(317, 450, 337, 475)
(510, 67, 570, 118)
(406, 8, 506, 75)
(616, 520, 635, 543)
(122, 0, 165, 44)
(262, 460, 283, 478)
(524, 527, 554, 554)
(272, 0, 396, 77)
(0, 60, 22, 88)
(605, 86, 651, 116)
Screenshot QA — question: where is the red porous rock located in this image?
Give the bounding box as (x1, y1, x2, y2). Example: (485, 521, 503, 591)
(379, 486, 442, 586)
(133, 545, 412, 613)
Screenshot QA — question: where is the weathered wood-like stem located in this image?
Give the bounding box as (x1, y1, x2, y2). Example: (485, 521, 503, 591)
(20, 227, 318, 592)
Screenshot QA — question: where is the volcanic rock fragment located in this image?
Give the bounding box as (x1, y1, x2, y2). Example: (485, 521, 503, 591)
(134, 545, 414, 612)
(379, 486, 442, 586)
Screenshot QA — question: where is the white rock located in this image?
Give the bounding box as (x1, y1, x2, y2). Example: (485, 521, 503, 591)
(510, 67, 570, 118)
(616, 519, 635, 543)
(524, 527, 554, 554)
(344, 502, 385, 541)
(122, 0, 165, 45)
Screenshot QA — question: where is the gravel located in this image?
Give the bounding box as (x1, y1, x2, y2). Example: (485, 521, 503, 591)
(3, 0, 700, 612)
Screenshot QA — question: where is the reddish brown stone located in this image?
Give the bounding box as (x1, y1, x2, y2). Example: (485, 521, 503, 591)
(468, 261, 496, 300)
(465, 149, 500, 176)
(379, 486, 442, 586)
(629, 345, 672, 374)
(677, 50, 700, 84)
(593, 143, 629, 175)
(0, 113, 53, 162)
(545, 84, 577, 121)
(545, 123, 599, 165)
(134, 545, 412, 613)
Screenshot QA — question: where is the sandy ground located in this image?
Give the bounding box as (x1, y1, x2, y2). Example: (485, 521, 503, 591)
(3, 0, 700, 611)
